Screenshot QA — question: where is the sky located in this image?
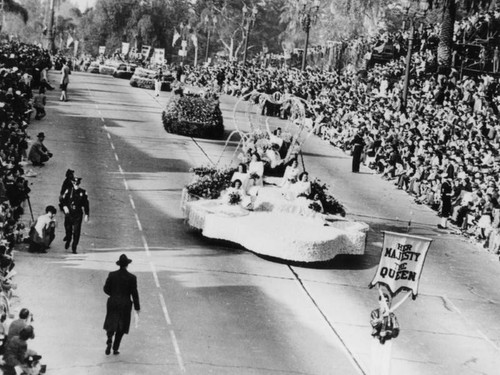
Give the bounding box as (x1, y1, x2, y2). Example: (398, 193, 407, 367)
(77, 0, 97, 11)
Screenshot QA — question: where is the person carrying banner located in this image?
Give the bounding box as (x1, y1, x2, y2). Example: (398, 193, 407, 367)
(370, 293, 399, 344)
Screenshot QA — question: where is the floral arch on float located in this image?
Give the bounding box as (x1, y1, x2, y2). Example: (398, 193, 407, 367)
(181, 90, 369, 263)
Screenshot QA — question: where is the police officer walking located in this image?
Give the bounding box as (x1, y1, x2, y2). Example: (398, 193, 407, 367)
(61, 177, 89, 253)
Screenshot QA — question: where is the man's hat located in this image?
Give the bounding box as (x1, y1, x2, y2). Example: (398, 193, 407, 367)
(116, 254, 132, 266)
(73, 177, 82, 184)
(37, 132, 45, 138)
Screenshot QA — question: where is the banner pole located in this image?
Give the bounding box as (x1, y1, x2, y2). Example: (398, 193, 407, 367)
(390, 291, 411, 312)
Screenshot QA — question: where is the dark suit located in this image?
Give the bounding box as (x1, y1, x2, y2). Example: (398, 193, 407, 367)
(61, 186, 89, 252)
(103, 268, 140, 352)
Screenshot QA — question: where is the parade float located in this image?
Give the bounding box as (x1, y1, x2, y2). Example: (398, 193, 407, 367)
(162, 88, 224, 138)
(129, 67, 174, 91)
(180, 91, 369, 263)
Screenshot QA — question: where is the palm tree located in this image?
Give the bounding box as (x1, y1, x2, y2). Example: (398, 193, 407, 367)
(1, 0, 29, 26)
(437, 0, 456, 68)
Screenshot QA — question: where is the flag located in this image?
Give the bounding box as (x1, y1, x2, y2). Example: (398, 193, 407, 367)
(172, 29, 181, 47)
(66, 34, 74, 48)
(191, 33, 198, 48)
(73, 40, 79, 56)
(369, 231, 432, 299)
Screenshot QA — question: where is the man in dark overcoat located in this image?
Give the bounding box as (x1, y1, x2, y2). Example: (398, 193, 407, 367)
(351, 131, 365, 173)
(103, 254, 140, 355)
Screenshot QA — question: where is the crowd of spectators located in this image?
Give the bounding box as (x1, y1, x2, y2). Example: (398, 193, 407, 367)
(181, 10, 500, 256)
(0, 41, 52, 374)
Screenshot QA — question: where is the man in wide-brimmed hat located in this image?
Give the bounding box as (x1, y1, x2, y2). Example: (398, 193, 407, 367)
(103, 254, 140, 355)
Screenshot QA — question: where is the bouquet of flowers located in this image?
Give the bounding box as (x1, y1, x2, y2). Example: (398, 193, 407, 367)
(310, 179, 346, 216)
(308, 201, 323, 212)
(228, 191, 242, 205)
(249, 172, 260, 181)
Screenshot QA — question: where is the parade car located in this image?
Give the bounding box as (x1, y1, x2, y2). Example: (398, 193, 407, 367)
(113, 63, 137, 79)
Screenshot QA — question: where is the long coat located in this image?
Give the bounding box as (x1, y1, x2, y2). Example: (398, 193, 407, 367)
(103, 269, 140, 334)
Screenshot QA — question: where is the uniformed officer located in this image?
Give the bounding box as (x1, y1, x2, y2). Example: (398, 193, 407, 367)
(61, 177, 89, 253)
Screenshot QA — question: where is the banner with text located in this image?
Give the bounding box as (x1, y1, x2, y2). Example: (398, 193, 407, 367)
(369, 231, 431, 299)
(153, 48, 165, 64)
(141, 45, 151, 58)
(121, 42, 130, 55)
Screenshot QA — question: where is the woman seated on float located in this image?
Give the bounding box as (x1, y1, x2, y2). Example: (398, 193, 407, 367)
(248, 152, 264, 186)
(280, 158, 300, 188)
(231, 163, 249, 190)
(224, 179, 252, 209)
(264, 143, 283, 170)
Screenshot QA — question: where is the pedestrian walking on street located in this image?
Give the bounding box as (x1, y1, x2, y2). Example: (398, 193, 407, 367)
(61, 177, 89, 253)
(103, 254, 140, 355)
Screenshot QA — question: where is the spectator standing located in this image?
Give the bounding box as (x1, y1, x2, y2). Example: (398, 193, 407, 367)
(351, 131, 365, 173)
(61, 177, 89, 253)
(493, 47, 499, 73)
(154, 68, 162, 97)
(438, 174, 453, 229)
(60, 59, 70, 102)
(32, 87, 46, 120)
(103, 254, 140, 355)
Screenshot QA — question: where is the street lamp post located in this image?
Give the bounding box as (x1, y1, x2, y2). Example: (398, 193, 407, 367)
(401, 0, 429, 108)
(299, 0, 320, 71)
(242, 5, 258, 66)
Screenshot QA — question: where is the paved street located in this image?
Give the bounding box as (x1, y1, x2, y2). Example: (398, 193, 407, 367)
(9, 71, 500, 375)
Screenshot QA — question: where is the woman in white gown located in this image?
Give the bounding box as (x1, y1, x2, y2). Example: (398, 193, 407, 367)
(248, 152, 264, 186)
(280, 159, 300, 188)
(224, 179, 250, 207)
(231, 163, 249, 190)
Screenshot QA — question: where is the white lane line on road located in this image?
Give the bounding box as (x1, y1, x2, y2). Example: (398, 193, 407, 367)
(89, 85, 186, 373)
(129, 195, 136, 210)
(169, 330, 186, 372)
(134, 213, 143, 232)
(149, 262, 160, 288)
(443, 295, 500, 352)
(141, 235, 151, 257)
(158, 293, 172, 324)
